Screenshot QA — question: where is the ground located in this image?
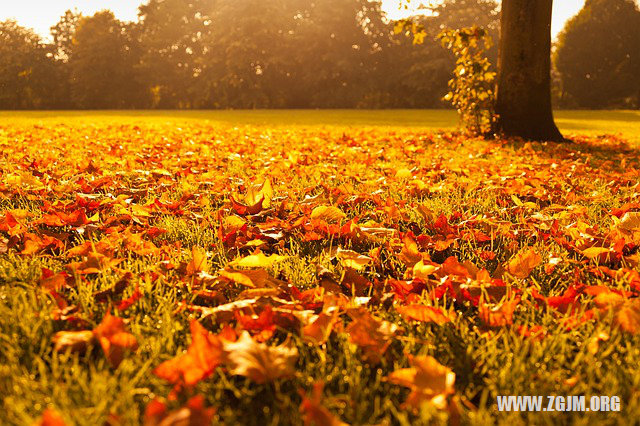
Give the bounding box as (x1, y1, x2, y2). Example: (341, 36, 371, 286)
(1, 111, 640, 425)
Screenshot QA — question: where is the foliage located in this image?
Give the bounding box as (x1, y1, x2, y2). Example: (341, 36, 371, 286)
(438, 26, 497, 136)
(0, 21, 56, 109)
(68, 11, 145, 109)
(555, 0, 640, 109)
(2, 115, 640, 424)
(0, 0, 505, 110)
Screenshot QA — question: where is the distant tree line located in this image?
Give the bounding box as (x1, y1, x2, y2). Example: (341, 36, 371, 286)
(0, 0, 638, 110)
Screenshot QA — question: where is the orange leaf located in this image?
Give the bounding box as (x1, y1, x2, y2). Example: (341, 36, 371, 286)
(506, 249, 542, 279)
(299, 382, 348, 426)
(345, 308, 398, 364)
(93, 311, 138, 368)
(36, 409, 67, 426)
(186, 246, 208, 276)
(154, 320, 226, 386)
(396, 305, 455, 325)
(302, 310, 340, 345)
(143, 396, 216, 426)
(478, 298, 519, 327)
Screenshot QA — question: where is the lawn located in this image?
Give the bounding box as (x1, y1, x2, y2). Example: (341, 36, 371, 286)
(1, 111, 640, 425)
(1, 109, 639, 140)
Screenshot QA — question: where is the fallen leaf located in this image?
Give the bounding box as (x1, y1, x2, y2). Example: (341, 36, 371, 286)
(346, 308, 398, 364)
(310, 206, 346, 223)
(93, 311, 139, 368)
(186, 246, 208, 275)
(302, 310, 340, 345)
(154, 320, 226, 386)
(36, 408, 67, 426)
(52, 330, 95, 354)
(299, 382, 348, 426)
(506, 249, 542, 279)
(223, 331, 298, 384)
(387, 355, 455, 410)
(143, 395, 216, 426)
(229, 252, 285, 268)
(396, 305, 455, 325)
(478, 298, 519, 327)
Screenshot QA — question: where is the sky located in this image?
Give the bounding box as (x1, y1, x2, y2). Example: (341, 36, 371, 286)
(0, 0, 586, 40)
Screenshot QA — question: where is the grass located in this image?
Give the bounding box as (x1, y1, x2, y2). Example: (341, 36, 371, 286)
(0, 109, 639, 140)
(1, 112, 640, 425)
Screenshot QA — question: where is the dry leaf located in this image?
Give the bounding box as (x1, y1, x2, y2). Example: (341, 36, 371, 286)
(93, 311, 139, 368)
(299, 382, 348, 426)
(506, 249, 542, 279)
(346, 308, 398, 364)
(224, 331, 298, 384)
(186, 246, 208, 275)
(310, 206, 346, 223)
(387, 355, 455, 410)
(154, 320, 226, 386)
(396, 305, 455, 325)
(229, 252, 285, 268)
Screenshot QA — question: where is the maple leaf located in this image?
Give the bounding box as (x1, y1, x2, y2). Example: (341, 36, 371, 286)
(143, 396, 216, 426)
(387, 355, 455, 410)
(186, 246, 208, 276)
(478, 298, 519, 327)
(399, 234, 423, 268)
(218, 268, 276, 288)
(396, 305, 455, 325)
(310, 206, 346, 223)
(39, 268, 72, 291)
(596, 294, 640, 335)
(506, 248, 542, 279)
(231, 195, 264, 216)
(154, 320, 226, 386)
(412, 260, 438, 280)
(581, 247, 612, 262)
(302, 310, 341, 345)
(299, 382, 348, 426)
(334, 248, 372, 270)
(345, 308, 398, 364)
(245, 178, 274, 208)
(223, 331, 298, 384)
(52, 330, 95, 354)
(618, 212, 640, 231)
(228, 252, 286, 268)
(614, 299, 640, 335)
(93, 311, 139, 368)
(66, 253, 123, 275)
(36, 408, 67, 426)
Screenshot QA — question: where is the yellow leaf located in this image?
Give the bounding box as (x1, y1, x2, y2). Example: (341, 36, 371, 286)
(582, 247, 611, 260)
(387, 355, 455, 410)
(395, 168, 412, 179)
(310, 206, 346, 223)
(412, 260, 437, 280)
(229, 252, 285, 268)
(335, 248, 371, 270)
(218, 268, 272, 288)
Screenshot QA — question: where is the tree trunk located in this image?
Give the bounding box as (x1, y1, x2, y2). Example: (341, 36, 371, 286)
(496, 0, 564, 141)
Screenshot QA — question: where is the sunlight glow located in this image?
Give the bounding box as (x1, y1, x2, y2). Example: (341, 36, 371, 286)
(0, 0, 593, 40)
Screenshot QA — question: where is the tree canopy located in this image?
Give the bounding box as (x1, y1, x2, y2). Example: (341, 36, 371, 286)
(0, 0, 638, 110)
(555, 0, 640, 108)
